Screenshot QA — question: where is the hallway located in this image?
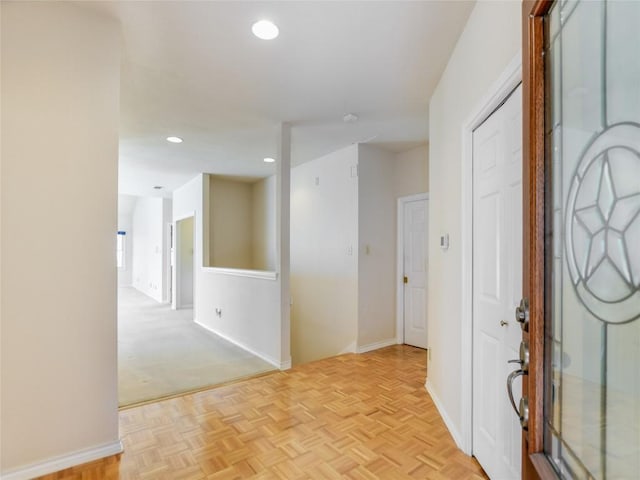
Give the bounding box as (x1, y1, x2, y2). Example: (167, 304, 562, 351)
(43, 346, 486, 479)
(118, 287, 274, 406)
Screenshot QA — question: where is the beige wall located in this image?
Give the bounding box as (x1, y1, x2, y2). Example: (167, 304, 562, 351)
(394, 144, 429, 198)
(208, 176, 253, 269)
(291, 143, 403, 363)
(252, 176, 277, 271)
(357, 145, 397, 348)
(206, 175, 276, 271)
(427, 0, 521, 445)
(1, 1, 121, 475)
(290, 145, 359, 365)
(177, 216, 194, 307)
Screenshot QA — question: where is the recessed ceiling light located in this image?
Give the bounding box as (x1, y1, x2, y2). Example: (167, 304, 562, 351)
(166, 136, 183, 143)
(263, 157, 276, 163)
(252, 20, 279, 40)
(153, 186, 163, 190)
(343, 113, 358, 123)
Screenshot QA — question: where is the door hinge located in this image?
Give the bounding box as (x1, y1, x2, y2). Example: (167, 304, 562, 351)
(403, 276, 408, 284)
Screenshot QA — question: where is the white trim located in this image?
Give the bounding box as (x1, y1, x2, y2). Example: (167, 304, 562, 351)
(460, 52, 522, 456)
(194, 319, 289, 370)
(202, 267, 278, 280)
(425, 379, 464, 450)
(356, 338, 397, 354)
(338, 341, 357, 355)
(396, 193, 429, 345)
(279, 358, 292, 370)
(0, 440, 123, 480)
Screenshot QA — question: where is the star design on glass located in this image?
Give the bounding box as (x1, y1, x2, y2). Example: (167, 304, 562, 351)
(573, 155, 640, 289)
(565, 123, 640, 325)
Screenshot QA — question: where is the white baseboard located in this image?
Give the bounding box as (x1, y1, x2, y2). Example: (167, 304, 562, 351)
(425, 379, 464, 451)
(279, 358, 292, 370)
(338, 341, 357, 355)
(194, 319, 289, 370)
(357, 338, 397, 354)
(1, 440, 123, 480)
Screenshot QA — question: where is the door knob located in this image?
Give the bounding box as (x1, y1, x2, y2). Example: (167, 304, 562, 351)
(515, 297, 529, 332)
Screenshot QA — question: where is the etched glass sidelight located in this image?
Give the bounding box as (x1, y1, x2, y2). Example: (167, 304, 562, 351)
(544, 1, 640, 478)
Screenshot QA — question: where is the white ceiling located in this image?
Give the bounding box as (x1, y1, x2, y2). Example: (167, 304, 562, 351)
(81, 1, 475, 198)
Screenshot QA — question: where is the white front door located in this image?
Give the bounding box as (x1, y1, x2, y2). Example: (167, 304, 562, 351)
(472, 84, 523, 479)
(403, 198, 428, 349)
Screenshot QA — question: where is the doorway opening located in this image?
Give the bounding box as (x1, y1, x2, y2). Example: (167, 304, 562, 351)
(459, 53, 522, 465)
(116, 203, 274, 407)
(471, 82, 523, 479)
(174, 215, 194, 310)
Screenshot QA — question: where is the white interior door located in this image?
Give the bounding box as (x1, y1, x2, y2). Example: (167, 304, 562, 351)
(403, 198, 428, 349)
(472, 84, 523, 479)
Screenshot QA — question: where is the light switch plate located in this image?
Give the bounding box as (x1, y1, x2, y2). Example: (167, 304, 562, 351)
(440, 234, 449, 250)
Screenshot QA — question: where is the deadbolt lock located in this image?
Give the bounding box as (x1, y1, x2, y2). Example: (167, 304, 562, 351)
(515, 297, 530, 332)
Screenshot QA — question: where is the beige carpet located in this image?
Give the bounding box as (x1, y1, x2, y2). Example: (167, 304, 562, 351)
(118, 286, 274, 406)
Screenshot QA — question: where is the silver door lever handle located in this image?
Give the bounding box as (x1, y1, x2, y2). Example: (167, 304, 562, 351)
(507, 369, 525, 419)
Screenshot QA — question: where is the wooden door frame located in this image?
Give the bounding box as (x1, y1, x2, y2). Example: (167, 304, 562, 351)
(396, 192, 429, 345)
(522, 1, 558, 479)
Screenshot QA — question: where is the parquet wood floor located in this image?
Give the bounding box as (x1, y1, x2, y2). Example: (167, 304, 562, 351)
(37, 346, 487, 479)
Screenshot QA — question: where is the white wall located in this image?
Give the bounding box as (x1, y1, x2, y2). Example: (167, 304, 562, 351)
(117, 216, 134, 286)
(117, 194, 138, 287)
(290, 145, 359, 365)
(173, 174, 289, 368)
(1, 2, 121, 476)
(252, 176, 276, 271)
(131, 197, 161, 298)
(394, 144, 429, 198)
(131, 197, 169, 302)
(357, 145, 397, 349)
(427, 0, 521, 445)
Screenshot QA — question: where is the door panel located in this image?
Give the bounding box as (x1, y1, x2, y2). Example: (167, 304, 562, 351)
(473, 84, 523, 480)
(480, 332, 500, 442)
(478, 191, 501, 301)
(542, 2, 640, 478)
